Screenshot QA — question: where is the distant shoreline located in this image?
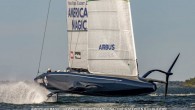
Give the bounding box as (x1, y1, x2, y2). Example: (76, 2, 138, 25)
(183, 77, 195, 87)
(157, 79, 195, 88)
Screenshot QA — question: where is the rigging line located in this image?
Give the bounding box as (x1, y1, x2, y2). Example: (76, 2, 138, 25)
(37, 0, 52, 76)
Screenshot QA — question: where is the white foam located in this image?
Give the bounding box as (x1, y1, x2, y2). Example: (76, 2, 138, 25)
(0, 81, 49, 104)
(167, 93, 195, 96)
(150, 93, 195, 97)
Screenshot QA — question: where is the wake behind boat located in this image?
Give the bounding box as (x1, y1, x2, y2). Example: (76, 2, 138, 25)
(34, 0, 180, 101)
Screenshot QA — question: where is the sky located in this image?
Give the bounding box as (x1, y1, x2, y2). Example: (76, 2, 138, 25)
(0, 0, 194, 81)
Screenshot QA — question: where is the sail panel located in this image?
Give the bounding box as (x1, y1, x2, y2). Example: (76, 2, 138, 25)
(87, 0, 138, 76)
(88, 0, 116, 11)
(67, 0, 88, 69)
(88, 12, 118, 30)
(68, 32, 88, 69)
(88, 30, 130, 60)
(88, 60, 132, 76)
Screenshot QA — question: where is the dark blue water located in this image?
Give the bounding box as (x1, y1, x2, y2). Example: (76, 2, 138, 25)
(0, 81, 194, 110)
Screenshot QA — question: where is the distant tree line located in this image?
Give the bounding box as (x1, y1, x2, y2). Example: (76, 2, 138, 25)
(184, 77, 195, 87)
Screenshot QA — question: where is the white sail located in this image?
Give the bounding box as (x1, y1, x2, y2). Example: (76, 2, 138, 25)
(67, 0, 88, 69)
(67, 0, 138, 76)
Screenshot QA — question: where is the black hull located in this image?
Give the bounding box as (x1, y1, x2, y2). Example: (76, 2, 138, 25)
(34, 72, 156, 96)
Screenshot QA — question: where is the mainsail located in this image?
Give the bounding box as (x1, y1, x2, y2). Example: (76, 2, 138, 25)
(67, 0, 138, 76)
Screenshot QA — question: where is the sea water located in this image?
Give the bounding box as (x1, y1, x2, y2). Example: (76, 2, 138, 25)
(0, 81, 194, 110)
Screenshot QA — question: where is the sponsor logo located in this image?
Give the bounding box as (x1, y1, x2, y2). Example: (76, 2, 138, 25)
(70, 51, 74, 59)
(68, 1, 88, 31)
(99, 44, 115, 50)
(68, 8, 88, 18)
(75, 52, 81, 59)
